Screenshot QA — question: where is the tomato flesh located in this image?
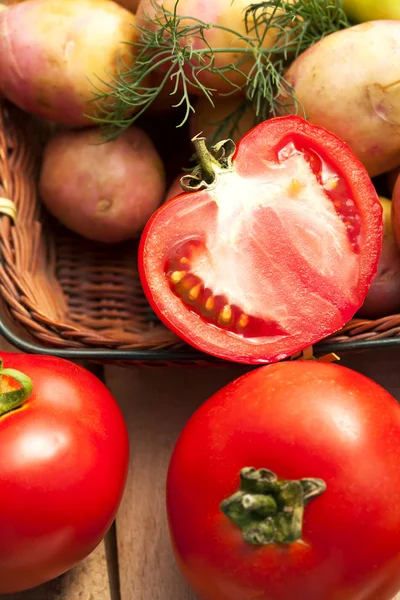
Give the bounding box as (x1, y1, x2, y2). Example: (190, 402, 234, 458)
(279, 140, 362, 251)
(139, 116, 382, 363)
(166, 240, 288, 340)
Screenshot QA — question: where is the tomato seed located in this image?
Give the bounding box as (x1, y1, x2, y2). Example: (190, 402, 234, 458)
(205, 296, 214, 312)
(170, 271, 185, 284)
(188, 284, 201, 302)
(218, 305, 233, 327)
(237, 314, 249, 329)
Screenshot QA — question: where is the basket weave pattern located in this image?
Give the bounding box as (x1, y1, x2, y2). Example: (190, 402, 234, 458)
(0, 101, 181, 352)
(0, 99, 400, 363)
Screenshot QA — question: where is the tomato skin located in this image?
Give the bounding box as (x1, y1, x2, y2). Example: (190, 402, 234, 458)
(166, 361, 400, 600)
(0, 352, 129, 594)
(139, 115, 382, 364)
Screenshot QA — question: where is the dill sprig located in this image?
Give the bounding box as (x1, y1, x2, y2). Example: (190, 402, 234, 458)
(87, 0, 350, 142)
(245, 0, 351, 118)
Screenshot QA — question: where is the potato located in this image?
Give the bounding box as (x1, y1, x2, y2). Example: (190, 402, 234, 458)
(0, 0, 139, 126)
(357, 197, 400, 318)
(39, 126, 166, 243)
(115, 0, 140, 13)
(136, 0, 296, 95)
(392, 173, 400, 248)
(283, 21, 400, 177)
(386, 166, 400, 197)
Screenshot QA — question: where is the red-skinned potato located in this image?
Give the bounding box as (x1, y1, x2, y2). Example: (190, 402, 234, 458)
(387, 166, 400, 197)
(0, 0, 140, 126)
(357, 197, 400, 318)
(136, 0, 293, 95)
(39, 126, 166, 243)
(391, 174, 400, 248)
(145, 71, 183, 114)
(189, 97, 257, 145)
(115, 0, 140, 12)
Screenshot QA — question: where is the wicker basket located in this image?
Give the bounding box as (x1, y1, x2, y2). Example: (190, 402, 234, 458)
(0, 98, 400, 366)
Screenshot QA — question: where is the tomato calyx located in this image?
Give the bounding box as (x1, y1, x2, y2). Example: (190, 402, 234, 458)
(0, 359, 33, 418)
(220, 467, 326, 546)
(180, 136, 236, 192)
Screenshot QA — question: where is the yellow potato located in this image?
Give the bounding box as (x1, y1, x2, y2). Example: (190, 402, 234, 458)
(0, 0, 139, 126)
(283, 21, 400, 177)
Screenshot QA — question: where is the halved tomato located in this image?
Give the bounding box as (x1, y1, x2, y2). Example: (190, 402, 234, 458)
(139, 116, 383, 364)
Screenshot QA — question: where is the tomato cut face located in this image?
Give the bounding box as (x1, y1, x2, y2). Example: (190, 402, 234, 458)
(139, 116, 383, 363)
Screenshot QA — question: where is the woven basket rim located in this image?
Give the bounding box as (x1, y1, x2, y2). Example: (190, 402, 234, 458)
(0, 98, 400, 364)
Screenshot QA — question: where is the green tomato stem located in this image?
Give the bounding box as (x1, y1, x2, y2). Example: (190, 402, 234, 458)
(220, 467, 326, 546)
(0, 359, 33, 417)
(180, 137, 236, 192)
(192, 137, 224, 184)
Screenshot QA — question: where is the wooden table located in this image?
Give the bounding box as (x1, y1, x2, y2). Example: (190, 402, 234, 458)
(2, 344, 400, 600)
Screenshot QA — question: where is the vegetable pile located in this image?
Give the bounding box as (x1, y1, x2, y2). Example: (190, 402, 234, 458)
(0, 0, 142, 126)
(2, 0, 398, 364)
(1, 1, 400, 594)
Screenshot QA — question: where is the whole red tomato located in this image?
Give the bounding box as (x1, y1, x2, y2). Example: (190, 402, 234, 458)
(139, 116, 382, 364)
(0, 352, 129, 594)
(167, 361, 400, 600)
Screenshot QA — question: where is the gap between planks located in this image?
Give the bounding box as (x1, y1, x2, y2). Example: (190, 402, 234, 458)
(105, 349, 400, 600)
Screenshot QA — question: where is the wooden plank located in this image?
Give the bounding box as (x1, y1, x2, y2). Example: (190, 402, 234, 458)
(108, 365, 248, 600)
(340, 347, 400, 398)
(107, 349, 400, 600)
(1, 542, 111, 600)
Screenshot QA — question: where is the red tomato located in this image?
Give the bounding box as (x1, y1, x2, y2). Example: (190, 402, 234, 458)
(139, 116, 382, 364)
(166, 361, 400, 600)
(0, 352, 129, 594)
